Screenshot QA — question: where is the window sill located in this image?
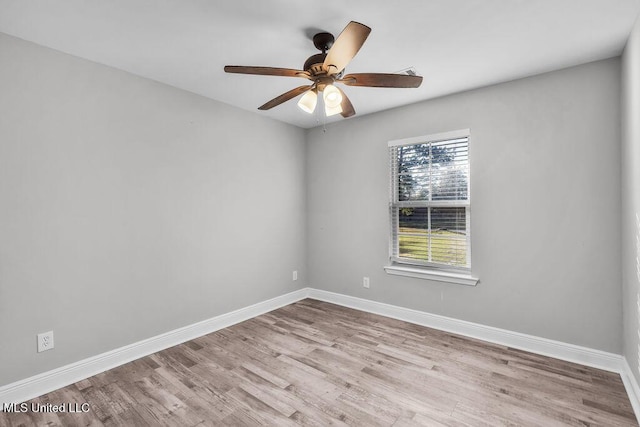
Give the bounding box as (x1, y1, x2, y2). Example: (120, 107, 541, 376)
(384, 265, 479, 286)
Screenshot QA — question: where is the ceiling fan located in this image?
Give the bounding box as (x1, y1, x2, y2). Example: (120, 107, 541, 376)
(224, 21, 423, 119)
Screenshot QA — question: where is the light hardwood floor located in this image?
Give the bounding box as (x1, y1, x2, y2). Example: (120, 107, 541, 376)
(1, 299, 637, 426)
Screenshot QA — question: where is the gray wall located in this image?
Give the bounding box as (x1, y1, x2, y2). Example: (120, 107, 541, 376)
(622, 16, 640, 383)
(306, 58, 622, 353)
(0, 33, 306, 386)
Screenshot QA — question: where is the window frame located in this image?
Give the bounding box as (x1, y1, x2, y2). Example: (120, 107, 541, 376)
(387, 129, 476, 283)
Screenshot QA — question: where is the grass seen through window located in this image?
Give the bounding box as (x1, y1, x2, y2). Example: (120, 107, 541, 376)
(398, 227, 467, 266)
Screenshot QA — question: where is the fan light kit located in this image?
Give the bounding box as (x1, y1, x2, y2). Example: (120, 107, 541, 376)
(225, 21, 423, 119)
(298, 89, 317, 113)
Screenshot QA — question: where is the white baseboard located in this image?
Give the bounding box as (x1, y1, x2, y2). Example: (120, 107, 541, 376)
(2, 286, 636, 422)
(0, 288, 309, 405)
(307, 289, 623, 373)
(621, 357, 640, 422)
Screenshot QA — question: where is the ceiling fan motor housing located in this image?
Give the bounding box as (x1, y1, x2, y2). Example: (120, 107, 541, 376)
(304, 53, 327, 74)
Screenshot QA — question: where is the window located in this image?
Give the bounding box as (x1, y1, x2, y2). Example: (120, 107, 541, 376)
(389, 130, 470, 272)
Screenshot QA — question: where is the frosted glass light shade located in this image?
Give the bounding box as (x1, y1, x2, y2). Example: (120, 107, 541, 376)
(323, 84, 342, 108)
(325, 103, 343, 117)
(297, 90, 317, 113)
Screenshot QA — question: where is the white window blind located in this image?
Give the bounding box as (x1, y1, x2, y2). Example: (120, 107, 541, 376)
(389, 130, 470, 270)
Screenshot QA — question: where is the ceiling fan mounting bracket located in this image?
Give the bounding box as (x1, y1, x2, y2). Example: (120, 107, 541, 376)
(312, 32, 335, 52)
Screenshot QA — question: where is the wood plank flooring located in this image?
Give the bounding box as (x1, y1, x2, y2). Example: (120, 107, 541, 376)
(1, 299, 636, 426)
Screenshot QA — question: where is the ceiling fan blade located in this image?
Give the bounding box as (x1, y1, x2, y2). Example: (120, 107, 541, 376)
(323, 21, 371, 75)
(258, 85, 312, 110)
(340, 73, 423, 88)
(224, 66, 310, 79)
(337, 87, 355, 118)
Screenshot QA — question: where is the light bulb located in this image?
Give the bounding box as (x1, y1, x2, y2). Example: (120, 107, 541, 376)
(323, 84, 342, 108)
(325, 103, 343, 117)
(297, 90, 317, 114)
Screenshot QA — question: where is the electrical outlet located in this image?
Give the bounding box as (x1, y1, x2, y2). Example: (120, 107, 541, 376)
(293, 270, 298, 281)
(37, 331, 54, 353)
(363, 277, 370, 288)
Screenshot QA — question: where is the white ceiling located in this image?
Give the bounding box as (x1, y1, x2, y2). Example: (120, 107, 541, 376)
(1, 1, 638, 129)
